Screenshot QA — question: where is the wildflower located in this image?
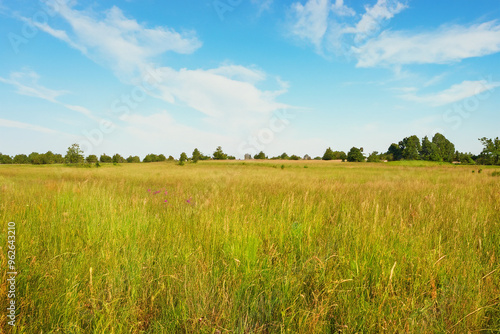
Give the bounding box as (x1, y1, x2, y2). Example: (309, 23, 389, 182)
(186, 198, 191, 204)
(164, 199, 168, 203)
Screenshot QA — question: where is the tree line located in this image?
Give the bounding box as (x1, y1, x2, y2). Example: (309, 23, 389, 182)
(1, 134, 499, 166)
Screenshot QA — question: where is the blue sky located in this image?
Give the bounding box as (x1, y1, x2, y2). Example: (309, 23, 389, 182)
(1, 0, 499, 159)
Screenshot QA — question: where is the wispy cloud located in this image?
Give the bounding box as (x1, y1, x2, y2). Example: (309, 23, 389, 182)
(40, 0, 202, 79)
(287, 1, 500, 72)
(251, 0, 274, 15)
(289, 0, 330, 52)
(400, 80, 500, 106)
(287, 0, 407, 55)
(349, 0, 407, 42)
(36, 1, 293, 137)
(331, 0, 355, 17)
(0, 118, 62, 134)
(0, 68, 102, 122)
(354, 21, 500, 67)
(0, 69, 66, 102)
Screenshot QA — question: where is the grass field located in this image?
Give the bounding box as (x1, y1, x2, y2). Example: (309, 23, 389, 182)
(0, 161, 499, 333)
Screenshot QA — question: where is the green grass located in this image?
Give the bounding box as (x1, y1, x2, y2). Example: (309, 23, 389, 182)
(0, 161, 499, 333)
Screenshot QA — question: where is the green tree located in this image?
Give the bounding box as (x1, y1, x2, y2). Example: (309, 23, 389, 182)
(41, 151, 56, 164)
(0, 154, 13, 164)
(86, 155, 98, 163)
(420, 136, 441, 161)
(54, 154, 65, 164)
(400, 135, 421, 160)
(28, 152, 41, 164)
(347, 147, 364, 162)
(179, 152, 188, 166)
(112, 154, 125, 163)
(456, 152, 475, 165)
(100, 154, 112, 163)
(254, 151, 267, 159)
(280, 152, 289, 160)
(213, 146, 227, 160)
(289, 155, 301, 160)
(432, 133, 455, 162)
(157, 154, 167, 162)
(334, 151, 347, 161)
(322, 147, 335, 160)
(367, 151, 381, 162)
(65, 144, 84, 164)
(13, 154, 30, 164)
(143, 154, 158, 163)
(192, 148, 201, 163)
(387, 143, 402, 161)
(479, 137, 500, 165)
(126, 155, 141, 163)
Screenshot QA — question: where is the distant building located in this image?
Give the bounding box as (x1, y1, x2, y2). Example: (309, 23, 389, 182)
(244, 153, 252, 160)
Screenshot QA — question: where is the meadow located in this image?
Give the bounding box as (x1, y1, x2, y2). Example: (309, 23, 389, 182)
(0, 161, 499, 333)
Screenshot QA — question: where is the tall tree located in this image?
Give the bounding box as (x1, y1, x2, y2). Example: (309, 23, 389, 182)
(399, 135, 421, 160)
(254, 151, 267, 159)
(322, 147, 335, 160)
(432, 133, 455, 162)
(420, 136, 441, 161)
(213, 146, 228, 160)
(387, 143, 402, 161)
(192, 148, 201, 163)
(347, 147, 364, 162)
(65, 144, 84, 164)
(179, 152, 188, 165)
(479, 137, 500, 165)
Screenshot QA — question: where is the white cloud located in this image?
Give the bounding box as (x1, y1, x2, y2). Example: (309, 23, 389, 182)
(36, 2, 293, 140)
(0, 69, 66, 102)
(152, 66, 290, 133)
(251, 0, 274, 14)
(207, 65, 267, 84)
(331, 0, 355, 17)
(288, 0, 407, 55)
(41, 0, 202, 79)
(350, 0, 406, 42)
(289, 0, 330, 52)
(354, 21, 500, 67)
(0, 68, 103, 122)
(423, 73, 447, 87)
(0, 118, 62, 134)
(400, 80, 500, 106)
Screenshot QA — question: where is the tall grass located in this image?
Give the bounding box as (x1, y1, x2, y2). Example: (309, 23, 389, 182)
(0, 161, 499, 333)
